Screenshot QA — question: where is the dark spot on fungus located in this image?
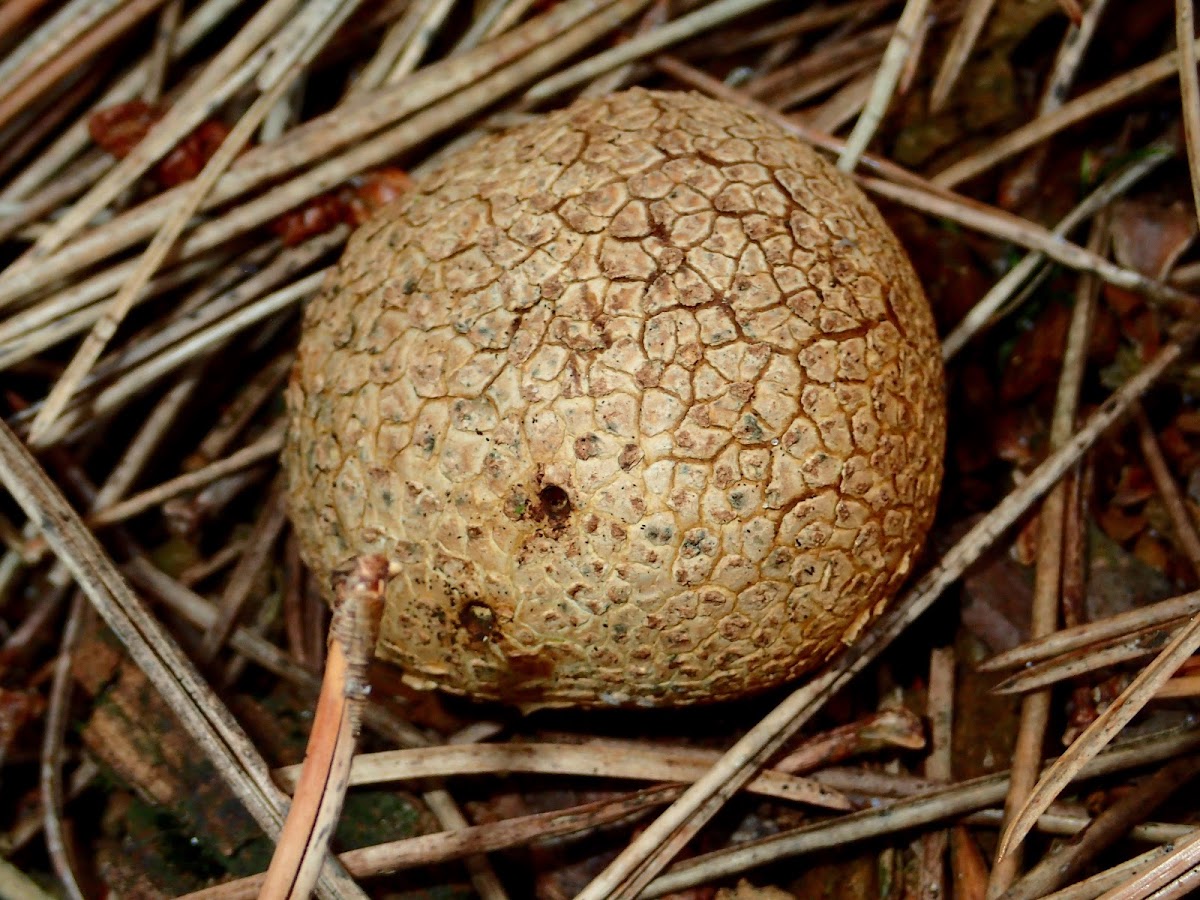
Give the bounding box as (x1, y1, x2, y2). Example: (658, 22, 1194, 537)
(574, 433, 600, 460)
(538, 484, 571, 520)
(460, 602, 496, 642)
(618, 443, 644, 470)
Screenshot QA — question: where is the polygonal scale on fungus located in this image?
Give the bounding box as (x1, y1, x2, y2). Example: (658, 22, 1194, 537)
(284, 88, 946, 708)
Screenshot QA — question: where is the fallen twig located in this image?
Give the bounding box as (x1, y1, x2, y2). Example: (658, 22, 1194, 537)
(274, 740, 854, 809)
(259, 554, 389, 900)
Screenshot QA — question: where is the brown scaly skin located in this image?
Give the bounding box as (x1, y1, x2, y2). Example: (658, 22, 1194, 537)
(284, 89, 945, 708)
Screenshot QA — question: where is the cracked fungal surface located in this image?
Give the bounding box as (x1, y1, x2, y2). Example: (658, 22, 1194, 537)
(284, 89, 946, 707)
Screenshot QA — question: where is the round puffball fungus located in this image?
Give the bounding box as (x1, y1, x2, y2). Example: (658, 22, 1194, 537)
(284, 89, 945, 708)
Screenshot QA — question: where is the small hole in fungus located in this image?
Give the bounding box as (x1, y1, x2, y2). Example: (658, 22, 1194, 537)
(539, 484, 571, 520)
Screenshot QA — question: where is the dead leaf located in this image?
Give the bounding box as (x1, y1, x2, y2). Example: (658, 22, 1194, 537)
(1132, 532, 1171, 573)
(0, 687, 44, 762)
(1110, 464, 1156, 506)
(1001, 302, 1070, 402)
(1098, 504, 1146, 543)
(1111, 198, 1197, 281)
(962, 537, 1033, 653)
(1087, 525, 1176, 621)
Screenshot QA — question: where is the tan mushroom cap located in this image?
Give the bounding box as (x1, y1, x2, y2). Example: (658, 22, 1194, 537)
(284, 88, 945, 708)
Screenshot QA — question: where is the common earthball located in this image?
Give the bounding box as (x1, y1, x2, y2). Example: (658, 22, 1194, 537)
(283, 88, 946, 708)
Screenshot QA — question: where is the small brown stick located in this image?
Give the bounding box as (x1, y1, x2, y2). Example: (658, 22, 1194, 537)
(1139, 865, 1200, 900)
(0, 0, 123, 90)
(259, 554, 389, 900)
(966, 808, 1193, 844)
(351, 0, 437, 92)
(165, 469, 268, 538)
(0, 512, 24, 559)
(304, 577, 328, 670)
(26, 273, 322, 448)
(197, 477, 290, 662)
(580, 0, 670, 98)
(837, 0, 932, 171)
(282, 534, 309, 666)
(451, 0, 516, 54)
(897, 7, 932, 95)
(773, 56, 881, 112)
(482, 0, 540, 42)
(0, 563, 66, 668)
(0, 0, 169, 135)
(0, 154, 112, 245)
(1177, 0, 1200, 232)
(1040, 843, 1199, 900)
(0, 0, 245, 205)
(0, 247, 234, 362)
(989, 212, 1103, 897)
(953, 826, 990, 900)
(916, 647, 955, 900)
(683, 0, 890, 57)
(273, 741, 853, 810)
(40, 593, 88, 900)
(929, 0, 996, 112)
(640, 728, 1200, 898)
(998, 611, 1200, 859)
(942, 144, 1172, 359)
(220, 595, 286, 686)
(982, 590, 1200, 672)
(860, 177, 1197, 313)
(1171, 258, 1200, 284)
(1001, 756, 1200, 900)
(1061, 462, 1090, 628)
(993, 620, 1186, 695)
(20, 0, 299, 261)
(0, 64, 109, 184)
(60, 238, 328, 402)
(1092, 829, 1200, 900)
(805, 71, 874, 134)
(745, 22, 894, 102)
(144, 0, 184, 103)
(83, 428, 285, 529)
(0, 422, 362, 900)
(5, 759, 100, 855)
(24, 0, 356, 444)
(385, 0, 457, 83)
(18, 362, 194, 657)
(773, 708, 927, 774)
(815, 767, 939, 798)
(1134, 403, 1200, 579)
(122, 555, 429, 749)
(420, 787, 511, 900)
(192, 354, 294, 466)
(1002, 0, 1110, 206)
(1057, 0, 1083, 22)
(1153, 674, 1200, 698)
(181, 784, 681, 900)
(180, 538, 249, 588)
(934, 39, 1200, 188)
(522, 0, 785, 104)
